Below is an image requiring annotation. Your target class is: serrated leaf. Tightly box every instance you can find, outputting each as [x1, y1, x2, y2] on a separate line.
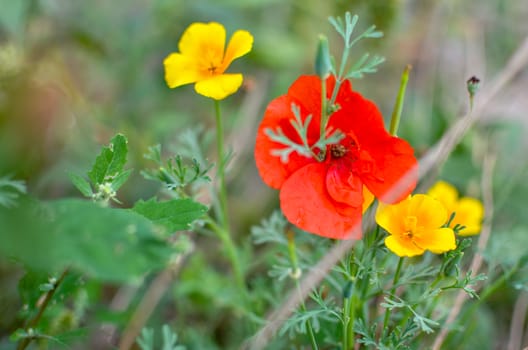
[111, 169, 132, 192]
[0, 197, 173, 283]
[68, 173, 93, 197]
[133, 198, 207, 232]
[88, 134, 128, 185]
[106, 134, 128, 176]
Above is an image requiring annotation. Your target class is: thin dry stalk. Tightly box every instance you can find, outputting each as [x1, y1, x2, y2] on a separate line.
[508, 292, 528, 350]
[118, 254, 187, 350]
[430, 148, 496, 350]
[244, 34, 528, 350]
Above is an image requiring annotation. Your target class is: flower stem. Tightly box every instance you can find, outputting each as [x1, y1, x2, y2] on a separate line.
[206, 217, 246, 299]
[211, 100, 247, 299]
[17, 268, 69, 350]
[342, 296, 350, 350]
[381, 257, 404, 338]
[287, 232, 318, 349]
[346, 293, 357, 349]
[329, 46, 351, 106]
[389, 65, 412, 136]
[214, 100, 229, 228]
[320, 77, 328, 142]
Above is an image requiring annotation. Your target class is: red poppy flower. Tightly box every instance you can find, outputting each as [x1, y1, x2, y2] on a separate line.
[255, 75, 417, 239]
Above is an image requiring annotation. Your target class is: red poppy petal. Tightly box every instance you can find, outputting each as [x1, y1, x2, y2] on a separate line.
[287, 75, 323, 119]
[329, 87, 387, 146]
[361, 137, 418, 203]
[326, 163, 363, 207]
[255, 95, 317, 188]
[280, 163, 362, 239]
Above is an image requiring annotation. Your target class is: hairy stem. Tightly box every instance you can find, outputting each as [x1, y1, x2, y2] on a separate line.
[17, 268, 69, 350]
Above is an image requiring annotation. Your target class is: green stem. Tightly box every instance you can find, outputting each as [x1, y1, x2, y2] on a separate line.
[328, 46, 351, 106]
[287, 233, 318, 349]
[347, 294, 356, 349]
[214, 100, 229, 228]
[320, 77, 328, 142]
[382, 257, 404, 338]
[359, 226, 380, 307]
[389, 65, 412, 136]
[206, 217, 246, 298]
[210, 100, 247, 300]
[342, 297, 350, 350]
[17, 268, 69, 350]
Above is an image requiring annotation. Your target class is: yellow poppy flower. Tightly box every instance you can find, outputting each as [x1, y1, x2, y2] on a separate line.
[163, 22, 253, 100]
[427, 181, 484, 236]
[376, 194, 456, 257]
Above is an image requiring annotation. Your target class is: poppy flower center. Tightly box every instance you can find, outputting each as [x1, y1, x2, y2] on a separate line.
[330, 144, 347, 158]
[208, 64, 218, 74]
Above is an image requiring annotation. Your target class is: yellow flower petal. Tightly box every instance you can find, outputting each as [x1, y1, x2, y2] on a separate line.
[376, 197, 409, 236]
[385, 235, 424, 257]
[362, 186, 374, 213]
[222, 30, 253, 69]
[454, 197, 484, 236]
[427, 181, 458, 213]
[178, 22, 226, 59]
[163, 53, 203, 88]
[194, 73, 243, 100]
[409, 194, 448, 230]
[414, 227, 456, 254]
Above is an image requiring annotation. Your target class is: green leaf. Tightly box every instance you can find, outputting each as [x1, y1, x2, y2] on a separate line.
[88, 134, 128, 185]
[133, 198, 207, 232]
[111, 169, 132, 192]
[0, 197, 173, 283]
[137, 328, 154, 350]
[18, 270, 48, 315]
[0, 175, 26, 207]
[68, 173, 93, 197]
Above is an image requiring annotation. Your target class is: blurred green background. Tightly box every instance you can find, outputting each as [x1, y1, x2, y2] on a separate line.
[1, 0, 528, 348]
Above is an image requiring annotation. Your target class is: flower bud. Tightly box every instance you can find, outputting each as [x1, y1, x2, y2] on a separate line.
[466, 76, 480, 97]
[467, 76, 480, 110]
[315, 35, 332, 80]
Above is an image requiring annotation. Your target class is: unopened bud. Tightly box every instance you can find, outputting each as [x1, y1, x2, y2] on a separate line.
[467, 76, 480, 111]
[315, 35, 332, 80]
[467, 76, 480, 97]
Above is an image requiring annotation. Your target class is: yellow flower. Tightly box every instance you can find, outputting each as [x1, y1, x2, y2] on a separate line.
[163, 22, 253, 100]
[427, 181, 484, 236]
[376, 194, 456, 257]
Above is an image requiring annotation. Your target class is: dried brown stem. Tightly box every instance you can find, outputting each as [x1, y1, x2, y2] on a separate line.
[118, 254, 188, 350]
[430, 148, 496, 350]
[244, 34, 528, 350]
[508, 291, 528, 350]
